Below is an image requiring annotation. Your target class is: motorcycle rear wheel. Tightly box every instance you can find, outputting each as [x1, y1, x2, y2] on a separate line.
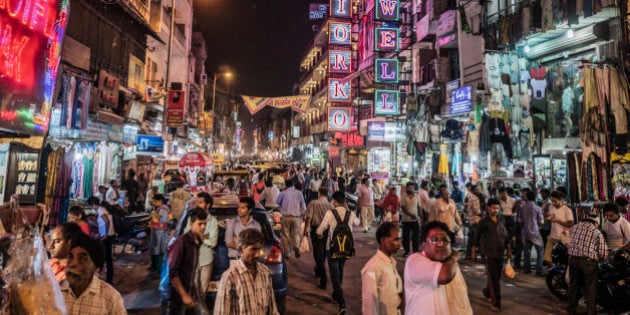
[546, 269, 568, 300]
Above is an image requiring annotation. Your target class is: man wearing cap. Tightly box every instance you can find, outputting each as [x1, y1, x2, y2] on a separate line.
[61, 232, 126, 314]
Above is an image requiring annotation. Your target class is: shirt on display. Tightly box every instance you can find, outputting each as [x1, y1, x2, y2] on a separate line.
[531, 79, 547, 99]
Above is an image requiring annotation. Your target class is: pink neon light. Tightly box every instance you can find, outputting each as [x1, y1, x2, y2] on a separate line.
[380, 63, 395, 79]
[379, 30, 396, 47]
[379, 0, 397, 15]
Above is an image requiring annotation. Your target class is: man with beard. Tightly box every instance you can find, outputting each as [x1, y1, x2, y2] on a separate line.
[61, 232, 126, 314]
[404, 221, 472, 314]
[214, 228, 278, 315]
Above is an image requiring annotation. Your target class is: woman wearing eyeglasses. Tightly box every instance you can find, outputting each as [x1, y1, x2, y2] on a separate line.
[404, 221, 472, 315]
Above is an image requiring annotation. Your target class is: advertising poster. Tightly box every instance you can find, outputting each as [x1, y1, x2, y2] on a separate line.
[167, 90, 185, 126]
[0, 0, 69, 136]
[367, 121, 385, 141]
[136, 134, 165, 154]
[368, 147, 391, 179]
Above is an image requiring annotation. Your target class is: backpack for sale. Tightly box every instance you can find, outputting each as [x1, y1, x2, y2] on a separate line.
[330, 209, 355, 259]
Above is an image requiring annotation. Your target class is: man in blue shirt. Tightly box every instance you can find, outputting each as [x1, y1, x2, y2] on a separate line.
[451, 181, 465, 206]
[277, 179, 307, 259]
[517, 190, 545, 275]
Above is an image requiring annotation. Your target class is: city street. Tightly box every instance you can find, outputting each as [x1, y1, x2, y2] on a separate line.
[115, 224, 584, 315]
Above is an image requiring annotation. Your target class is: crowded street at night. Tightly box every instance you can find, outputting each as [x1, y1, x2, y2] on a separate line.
[0, 0, 630, 314]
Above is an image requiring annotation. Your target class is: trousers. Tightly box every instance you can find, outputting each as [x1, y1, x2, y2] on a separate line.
[281, 216, 301, 257]
[360, 206, 375, 231]
[484, 257, 504, 308]
[402, 221, 420, 254]
[327, 251, 347, 305]
[310, 229, 328, 286]
[567, 257, 598, 315]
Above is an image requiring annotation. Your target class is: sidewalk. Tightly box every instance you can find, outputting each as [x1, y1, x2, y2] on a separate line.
[110, 246, 161, 314]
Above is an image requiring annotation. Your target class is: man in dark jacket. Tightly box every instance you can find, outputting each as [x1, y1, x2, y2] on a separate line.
[474, 198, 510, 312]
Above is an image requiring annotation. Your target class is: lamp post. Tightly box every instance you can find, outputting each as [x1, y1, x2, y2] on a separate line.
[210, 71, 232, 150]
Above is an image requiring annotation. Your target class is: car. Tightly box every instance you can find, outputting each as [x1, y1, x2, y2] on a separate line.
[205, 196, 288, 313]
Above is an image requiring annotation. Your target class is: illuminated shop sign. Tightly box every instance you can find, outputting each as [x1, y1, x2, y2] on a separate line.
[375, 27, 399, 52]
[450, 85, 473, 114]
[328, 79, 352, 102]
[329, 22, 352, 45]
[384, 122, 405, 142]
[328, 107, 351, 131]
[136, 134, 165, 153]
[309, 3, 328, 20]
[374, 90, 399, 115]
[330, 0, 351, 18]
[367, 121, 385, 141]
[329, 50, 352, 73]
[0, 0, 69, 135]
[375, 0, 399, 21]
[374, 58, 399, 83]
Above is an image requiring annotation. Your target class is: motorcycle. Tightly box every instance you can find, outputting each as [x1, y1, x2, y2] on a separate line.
[546, 243, 630, 313]
[114, 213, 151, 255]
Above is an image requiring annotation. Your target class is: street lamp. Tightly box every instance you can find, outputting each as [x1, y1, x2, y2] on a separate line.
[210, 71, 232, 150]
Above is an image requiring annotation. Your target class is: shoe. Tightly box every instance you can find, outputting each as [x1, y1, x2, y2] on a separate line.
[490, 305, 501, 312]
[294, 249, 301, 259]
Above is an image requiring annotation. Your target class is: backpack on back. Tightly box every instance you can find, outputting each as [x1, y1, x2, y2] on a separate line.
[330, 208, 355, 259]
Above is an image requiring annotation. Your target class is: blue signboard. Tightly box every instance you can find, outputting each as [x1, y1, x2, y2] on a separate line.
[136, 134, 165, 153]
[329, 50, 352, 73]
[450, 85, 473, 114]
[367, 121, 385, 141]
[330, 0, 351, 18]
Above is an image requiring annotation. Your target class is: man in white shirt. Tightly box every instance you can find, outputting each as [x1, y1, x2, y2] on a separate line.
[543, 190, 574, 265]
[105, 180, 119, 206]
[404, 221, 472, 315]
[316, 191, 359, 314]
[429, 185, 462, 234]
[361, 222, 403, 315]
[602, 202, 630, 250]
[258, 179, 280, 211]
[400, 182, 421, 255]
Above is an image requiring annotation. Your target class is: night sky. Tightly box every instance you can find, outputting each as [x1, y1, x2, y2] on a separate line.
[193, 0, 315, 97]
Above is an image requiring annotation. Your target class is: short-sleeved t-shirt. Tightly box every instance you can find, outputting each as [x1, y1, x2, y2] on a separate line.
[549, 205, 573, 245]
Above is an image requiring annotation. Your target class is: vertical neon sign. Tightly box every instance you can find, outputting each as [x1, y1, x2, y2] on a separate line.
[375, 0, 400, 21]
[374, 90, 400, 115]
[328, 79, 351, 102]
[329, 50, 351, 73]
[330, 0, 351, 18]
[375, 27, 399, 52]
[374, 58, 399, 83]
[329, 21, 351, 45]
[328, 107, 351, 131]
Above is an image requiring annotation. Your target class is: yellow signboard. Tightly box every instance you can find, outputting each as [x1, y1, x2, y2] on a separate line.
[211, 153, 225, 165]
[242, 95, 311, 114]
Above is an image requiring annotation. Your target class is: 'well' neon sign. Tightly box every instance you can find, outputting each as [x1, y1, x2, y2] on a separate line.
[329, 21, 351, 45]
[328, 79, 352, 102]
[329, 50, 351, 73]
[374, 58, 399, 83]
[375, 27, 399, 52]
[0, 0, 68, 135]
[374, 90, 400, 115]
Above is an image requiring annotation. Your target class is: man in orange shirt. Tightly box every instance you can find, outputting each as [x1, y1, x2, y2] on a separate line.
[48, 222, 83, 283]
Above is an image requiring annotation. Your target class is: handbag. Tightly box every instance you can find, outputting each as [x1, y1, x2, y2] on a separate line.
[503, 258, 516, 278]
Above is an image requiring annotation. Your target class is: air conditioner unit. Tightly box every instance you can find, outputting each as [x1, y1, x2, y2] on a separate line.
[596, 40, 618, 62]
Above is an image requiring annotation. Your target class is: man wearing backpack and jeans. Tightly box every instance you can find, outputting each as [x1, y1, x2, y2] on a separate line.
[317, 191, 359, 314]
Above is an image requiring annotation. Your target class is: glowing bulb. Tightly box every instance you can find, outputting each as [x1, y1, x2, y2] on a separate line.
[524, 45, 530, 53]
[567, 29, 574, 38]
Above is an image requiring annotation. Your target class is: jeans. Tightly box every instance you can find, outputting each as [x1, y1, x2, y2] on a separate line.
[103, 236, 114, 283]
[327, 251, 347, 305]
[567, 257, 598, 315]
[484, 257, 504, 307]
[401, 221, 420, 254]
[523, 238, 544, 272]
[311, 229, 328, 286]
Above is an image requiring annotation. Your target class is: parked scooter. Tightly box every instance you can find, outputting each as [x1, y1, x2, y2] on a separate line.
[547, 243, 630, 313]
[113, 212, 151, 254]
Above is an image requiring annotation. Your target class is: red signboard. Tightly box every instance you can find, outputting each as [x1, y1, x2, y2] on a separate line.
[167, 90, 185, 126]
[0, 0, 69, 135]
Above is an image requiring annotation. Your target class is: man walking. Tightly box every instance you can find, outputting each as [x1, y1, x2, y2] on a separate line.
[214, 228, 278, 315]
[400, 182, 421, 255]
[361, 222, 403, 315]
[167, 208, 207, 314]
[357, 178, 375, 232]
[303, 187, 335, 289]
[258, 179, 280, 211]
[465, 185, 482, 261]
[317, 191, 359, 314]
[543, 190, 574, 265]
[567, 213, 607, 315]
[517, 190, 545, 275]
[429, 185, 462, 234]
[277, 179, 307, 258]
[474, 198, 510, 311]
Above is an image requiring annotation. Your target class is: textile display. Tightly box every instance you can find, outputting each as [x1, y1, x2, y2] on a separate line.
[611, 153, 630, 202]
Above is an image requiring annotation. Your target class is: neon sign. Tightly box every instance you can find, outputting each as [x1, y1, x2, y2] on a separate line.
[328, 79, 351, 102]
[375, 0, 399, 21]
[374, 90, 400, 115]
[328, 107, 351, 131]
[375, 27, 399, 52]
[0, 0, 68, 135]
[330, 0, 351, 18]
[329, 21, 351, 45]
[329, 50, 351, 73]
[374, 58, 399, 83]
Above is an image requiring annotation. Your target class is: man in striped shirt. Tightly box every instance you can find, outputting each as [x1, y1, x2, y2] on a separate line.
[567, 214, 607, 315]
[214, 228, 278, 315]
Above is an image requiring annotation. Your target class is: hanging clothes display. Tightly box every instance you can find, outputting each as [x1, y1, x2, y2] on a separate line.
[611, 152, 630, 202]
[437, 144, 449, 175]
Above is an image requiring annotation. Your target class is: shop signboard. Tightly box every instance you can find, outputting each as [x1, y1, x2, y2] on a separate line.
[328, 79, 352, 102]
[436, 10, 457, 37]
[309, 4, 328, 20]
[374, 58, 399, 83]
[0, 144, 8, 203]
[122, 124, 139, 143]
[0, 0, 68, 136]
[375, 27, 399, 52]
[98, 70, 120, 109]
[128, 55, 145, 98]
[127, 101, 146, 121]
[384, 122, 405, 142]
[445, 80, 460, 104]
[330, 0, 351, 18]
[328, 107, 351, 131]
[329, 50, 352, 73]
[449, 85, 473, 115]
[367, 121, 386, 141]
[329, 22, 352, 45]
[374, 90, 400, 115]
[109, 125, 124, 143]
[167, 90, 185, 126]
[136, 134, 165, 153]
[375, 0, 400, 21]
